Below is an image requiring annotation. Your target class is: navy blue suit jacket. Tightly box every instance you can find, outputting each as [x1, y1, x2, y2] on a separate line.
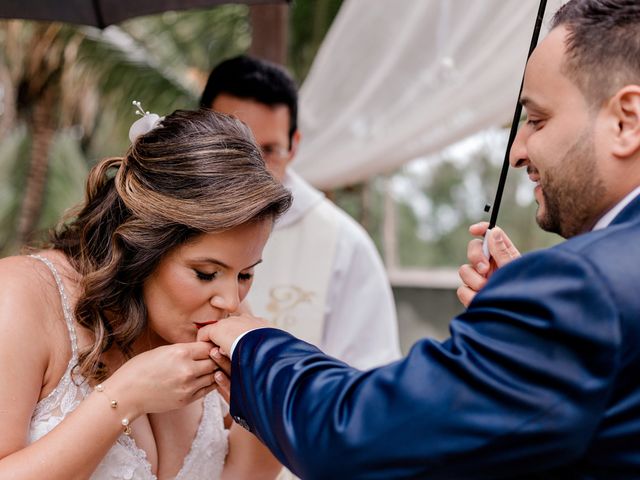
[230, 195, 640, 479]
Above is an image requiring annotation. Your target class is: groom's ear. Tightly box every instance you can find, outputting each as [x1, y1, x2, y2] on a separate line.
[609, 86, 640, 159]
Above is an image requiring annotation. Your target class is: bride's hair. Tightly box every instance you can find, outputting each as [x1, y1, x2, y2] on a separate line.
[50, 109, 291, 382]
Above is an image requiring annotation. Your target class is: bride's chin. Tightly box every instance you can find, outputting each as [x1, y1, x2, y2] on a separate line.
[166, 333, 197, 345]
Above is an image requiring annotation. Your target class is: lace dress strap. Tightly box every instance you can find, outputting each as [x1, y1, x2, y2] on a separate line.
[29, 254, 91, 445]
[29, 254, 79, 356]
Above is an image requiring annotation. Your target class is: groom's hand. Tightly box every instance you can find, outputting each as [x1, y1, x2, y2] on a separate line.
[457, 223, 521, 307]
[197, 315, 269, 402]
[196, 313, 270, 359]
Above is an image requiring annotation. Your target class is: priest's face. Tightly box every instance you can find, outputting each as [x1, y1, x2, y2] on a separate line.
[211, 94, 297, 182]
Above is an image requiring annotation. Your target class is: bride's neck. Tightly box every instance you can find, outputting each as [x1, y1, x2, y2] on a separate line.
[130, 327, 169, 355]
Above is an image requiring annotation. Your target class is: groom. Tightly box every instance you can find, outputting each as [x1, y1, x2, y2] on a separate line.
[199, 0, 640, 477]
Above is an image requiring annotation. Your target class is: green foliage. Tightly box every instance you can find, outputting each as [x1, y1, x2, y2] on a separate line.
[36, 132, 89, 232]
[0, 6, 255, 252]
[289, 0, 343, 82]
[396, 134, 560, 267]
[0, 128, 89, 254]
[4, 2, 556, 273]
[332, 130, 561, 268]
[79, 6, 253, 157]
[0, 127, 29, 254]
[121, 7, 251, 74]
[331, 180, 386, 253]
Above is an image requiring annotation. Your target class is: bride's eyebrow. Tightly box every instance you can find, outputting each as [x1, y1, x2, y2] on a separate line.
[192, 258, 263, 270]
[192, 258, 229, 268]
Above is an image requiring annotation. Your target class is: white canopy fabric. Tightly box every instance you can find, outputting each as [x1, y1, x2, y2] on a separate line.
[294, 0, 566, 190]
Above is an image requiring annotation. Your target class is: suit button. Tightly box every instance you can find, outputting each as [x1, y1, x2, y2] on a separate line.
[233, 415, 251, 431]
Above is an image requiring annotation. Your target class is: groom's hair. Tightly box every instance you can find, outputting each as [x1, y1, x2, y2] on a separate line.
[552, 0, 640, 107]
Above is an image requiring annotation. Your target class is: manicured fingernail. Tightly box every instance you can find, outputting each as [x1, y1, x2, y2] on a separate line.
[211, 347, 220, 358]
[215, 372, 224, 382]
[477, 262, 488, 274]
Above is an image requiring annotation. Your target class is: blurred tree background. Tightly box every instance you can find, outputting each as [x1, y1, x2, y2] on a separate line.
[335, 128, 560, 269]
[0, 2, 340, 255]
[0, 0, 558, 268]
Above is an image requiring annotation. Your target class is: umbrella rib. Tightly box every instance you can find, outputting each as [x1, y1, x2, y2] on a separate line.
[92, 0, 107, 29]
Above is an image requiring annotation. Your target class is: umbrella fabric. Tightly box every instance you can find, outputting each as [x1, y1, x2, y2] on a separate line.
[0, 0, 287, 29]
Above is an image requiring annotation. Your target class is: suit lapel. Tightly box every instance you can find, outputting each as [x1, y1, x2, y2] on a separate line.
[609, 192, 640, 227]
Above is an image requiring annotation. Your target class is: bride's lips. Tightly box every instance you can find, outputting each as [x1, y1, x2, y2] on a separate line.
[194, 320, 217, 330]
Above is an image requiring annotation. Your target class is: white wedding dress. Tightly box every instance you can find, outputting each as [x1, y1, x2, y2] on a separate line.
[28, 254, 229, 479]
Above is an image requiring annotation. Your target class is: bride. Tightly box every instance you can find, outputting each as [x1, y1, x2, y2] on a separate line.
[0, 108, 291, 479]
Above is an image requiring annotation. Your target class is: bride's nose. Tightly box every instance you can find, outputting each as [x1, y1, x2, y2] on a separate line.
[209, 282, 240, 313]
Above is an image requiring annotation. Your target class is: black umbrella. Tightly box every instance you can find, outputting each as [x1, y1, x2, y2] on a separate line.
[483, 0, 548, 256]
[0, 0, 288, 29]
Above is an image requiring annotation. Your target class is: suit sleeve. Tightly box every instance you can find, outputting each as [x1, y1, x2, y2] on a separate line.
[230, 249, 621, 479]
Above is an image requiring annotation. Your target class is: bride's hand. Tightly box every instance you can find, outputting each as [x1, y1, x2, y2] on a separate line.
[103, 342, 218, 418]
[210, 346, 231, 403]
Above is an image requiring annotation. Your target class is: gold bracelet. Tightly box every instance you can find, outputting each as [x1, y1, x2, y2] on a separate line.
[95, 384, 132, 436]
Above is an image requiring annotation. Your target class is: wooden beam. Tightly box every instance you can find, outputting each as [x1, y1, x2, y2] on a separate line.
[248, 4, 289, 65]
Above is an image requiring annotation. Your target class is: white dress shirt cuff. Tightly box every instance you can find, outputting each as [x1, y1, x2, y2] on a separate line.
[229, 328, 267, 360]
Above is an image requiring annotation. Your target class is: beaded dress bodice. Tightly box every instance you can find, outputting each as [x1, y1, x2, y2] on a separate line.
[27, 254, 229, 479]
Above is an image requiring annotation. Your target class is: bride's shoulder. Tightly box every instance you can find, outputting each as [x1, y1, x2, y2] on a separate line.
[0, 252, 56, 290]
[0, 252, 75, 395]
[0, 252, 74, 327]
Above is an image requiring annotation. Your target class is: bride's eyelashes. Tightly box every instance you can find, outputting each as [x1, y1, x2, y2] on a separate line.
[194, 270, 253, 282]
[194, 269, 218, 281]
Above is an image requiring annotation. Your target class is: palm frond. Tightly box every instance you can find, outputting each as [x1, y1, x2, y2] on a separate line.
[0, 126, 29, 254]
